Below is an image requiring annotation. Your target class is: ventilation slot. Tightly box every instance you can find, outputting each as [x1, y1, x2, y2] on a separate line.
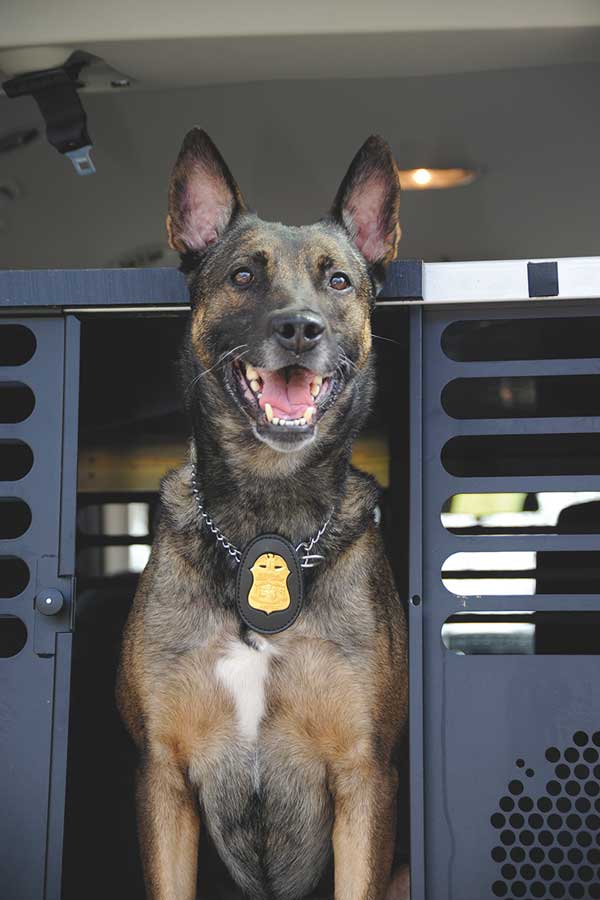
[442, 492, 600, 536]
[0, 441, 34, 480]
[0, 616, 27, 657]
[443, 550, 600, 596]
[442, 317, 600, 362]
[442, 434, 600, 477]
[442, 376, 600, 420]
[0, 325, 36, 366]
[0, 557, 30, 597]
[0, 499, 31, 539]
[0, 383, 35, 423]
[443, 612, 600, 654]
[491, 731, 600, 899]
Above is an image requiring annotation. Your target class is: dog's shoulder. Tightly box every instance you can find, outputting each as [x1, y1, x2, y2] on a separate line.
[157, 454, 197, 537]
[344, 464, 381, 514]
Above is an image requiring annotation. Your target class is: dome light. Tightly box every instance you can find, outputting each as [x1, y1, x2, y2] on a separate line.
[398, 167, 479, 191]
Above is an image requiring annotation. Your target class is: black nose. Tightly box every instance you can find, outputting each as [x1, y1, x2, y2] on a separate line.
[270, 310, 325, 354]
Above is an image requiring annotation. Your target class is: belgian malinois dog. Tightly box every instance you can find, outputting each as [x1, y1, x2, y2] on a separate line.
[117, 129, 408, 900]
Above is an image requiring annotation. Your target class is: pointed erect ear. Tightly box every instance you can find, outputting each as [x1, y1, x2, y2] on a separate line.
[166, 128, 247, 255]
[330, 135, 401, 267]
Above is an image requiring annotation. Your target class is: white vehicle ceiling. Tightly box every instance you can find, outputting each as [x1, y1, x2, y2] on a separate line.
[1, 1, 599, 269]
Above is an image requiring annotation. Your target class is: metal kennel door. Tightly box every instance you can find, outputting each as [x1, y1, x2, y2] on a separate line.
[0, 315, 79, 900]
[408, 267, 600, 900]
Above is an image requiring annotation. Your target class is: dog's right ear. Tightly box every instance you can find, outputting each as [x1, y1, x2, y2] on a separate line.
[166, 128, 247, 255]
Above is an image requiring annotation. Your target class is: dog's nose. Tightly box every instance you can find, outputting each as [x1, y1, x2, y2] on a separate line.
[270, 311, 325, 354]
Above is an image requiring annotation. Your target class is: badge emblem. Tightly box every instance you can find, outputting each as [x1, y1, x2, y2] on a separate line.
[248, 553, 291, 614]
[236, 535, 303, 634]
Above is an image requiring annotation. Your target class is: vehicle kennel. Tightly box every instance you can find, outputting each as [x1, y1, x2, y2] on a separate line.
[1, 257, 600, 900]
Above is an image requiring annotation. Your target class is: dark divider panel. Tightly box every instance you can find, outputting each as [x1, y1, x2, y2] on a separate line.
[410, 303, 600, 900]
[0, 317, 79, 900]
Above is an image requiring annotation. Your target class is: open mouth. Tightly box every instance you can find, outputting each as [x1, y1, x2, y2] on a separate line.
[231, 360, 341, 437]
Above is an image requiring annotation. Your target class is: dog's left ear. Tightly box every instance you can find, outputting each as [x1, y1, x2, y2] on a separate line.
[330, 135, 401, 270]
[166, 128, 247, 255]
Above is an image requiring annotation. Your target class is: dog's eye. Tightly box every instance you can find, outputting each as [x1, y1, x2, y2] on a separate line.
[329, 272, 351, 291]
[231, 268, 253, 286]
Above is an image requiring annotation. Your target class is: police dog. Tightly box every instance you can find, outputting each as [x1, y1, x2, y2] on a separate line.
[117, 129, 408, 900]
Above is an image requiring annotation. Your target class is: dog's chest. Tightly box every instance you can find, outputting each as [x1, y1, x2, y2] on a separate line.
[214, 635, 278, 742]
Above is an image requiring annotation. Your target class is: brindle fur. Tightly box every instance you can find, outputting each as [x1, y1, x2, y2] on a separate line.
[117, 129, 408, 900]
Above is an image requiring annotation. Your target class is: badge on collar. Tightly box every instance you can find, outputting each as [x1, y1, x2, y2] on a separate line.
[236, 534, 303, 634]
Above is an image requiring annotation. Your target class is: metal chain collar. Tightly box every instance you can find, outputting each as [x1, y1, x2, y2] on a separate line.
[191, 464, 332, 568]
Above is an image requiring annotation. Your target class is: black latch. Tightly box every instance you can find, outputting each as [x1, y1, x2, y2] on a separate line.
[380, 259, 423, 301]
[527, 261, 559, 298]
[3, 59, 95, 175]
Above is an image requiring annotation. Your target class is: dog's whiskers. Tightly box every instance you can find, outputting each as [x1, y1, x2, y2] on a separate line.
[187, 344, 249, 392]
[338, 350, 359, 376]
[371, 332, 402, 347]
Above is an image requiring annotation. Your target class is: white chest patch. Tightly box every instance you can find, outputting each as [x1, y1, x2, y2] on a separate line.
[215, 637, 277, 742]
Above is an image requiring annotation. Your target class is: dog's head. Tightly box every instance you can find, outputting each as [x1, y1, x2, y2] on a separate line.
[169, 129, 401, 459]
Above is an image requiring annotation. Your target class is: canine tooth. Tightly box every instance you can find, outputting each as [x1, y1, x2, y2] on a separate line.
[250, 379, 260, 393]
[313, 375, 323, 386]
[265, 403, 273, 422]
[272, 417, 279, 425]
[246, 365, 258, 381]
[304, 407, 314, 423]
[310, 383, 320, 398]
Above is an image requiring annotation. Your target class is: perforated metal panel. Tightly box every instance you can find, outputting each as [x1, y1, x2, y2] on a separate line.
[409, 301, 600, 900]
[0, 316, 79, 900]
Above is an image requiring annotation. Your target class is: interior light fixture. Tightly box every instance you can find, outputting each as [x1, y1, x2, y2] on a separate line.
[398, 167, 479, 191]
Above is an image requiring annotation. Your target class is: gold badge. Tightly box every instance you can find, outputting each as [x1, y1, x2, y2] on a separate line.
[248, 553, 291, 614]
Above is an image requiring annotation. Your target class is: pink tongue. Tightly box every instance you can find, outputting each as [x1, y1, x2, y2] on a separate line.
[257, 367, 314, 418]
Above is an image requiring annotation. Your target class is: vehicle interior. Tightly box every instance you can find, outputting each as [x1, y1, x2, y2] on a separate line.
[2, 4, 600, 896]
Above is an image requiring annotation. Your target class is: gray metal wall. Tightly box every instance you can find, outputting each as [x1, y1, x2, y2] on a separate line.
[410, 301, 600, 900]
[0, 316, 79, 900]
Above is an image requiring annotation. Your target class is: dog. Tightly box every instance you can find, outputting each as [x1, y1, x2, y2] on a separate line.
[117, 128, 408, 900]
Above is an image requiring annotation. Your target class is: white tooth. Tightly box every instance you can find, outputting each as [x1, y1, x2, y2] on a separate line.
[272, 417, 279, 425]
[246, 365, 258, 381]
[304, 406, 314, 424]
[265, 403, 273, 422]
[310, 383, 320, 398]
[299, 418, 306, 426]
[250, 379, 260, 393]
[313, 375, 323, 386]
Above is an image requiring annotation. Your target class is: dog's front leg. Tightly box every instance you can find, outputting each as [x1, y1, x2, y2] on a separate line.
[332, 764, 398, 900]
[136, 748, 200, 900]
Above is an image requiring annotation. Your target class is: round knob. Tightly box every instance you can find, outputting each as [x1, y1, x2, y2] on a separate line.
[36, 589, 64, 616]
